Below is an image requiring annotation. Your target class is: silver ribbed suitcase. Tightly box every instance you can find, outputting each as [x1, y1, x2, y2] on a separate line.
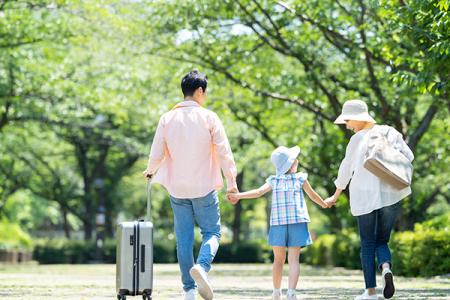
[116, 181, 153, 300]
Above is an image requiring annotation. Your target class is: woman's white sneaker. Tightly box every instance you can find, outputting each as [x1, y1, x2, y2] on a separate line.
[354, 289, 379, 300]
[382, 268, 395, 299]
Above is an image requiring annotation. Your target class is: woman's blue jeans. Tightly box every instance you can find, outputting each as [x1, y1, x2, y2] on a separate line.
[356, 202, 400, 288]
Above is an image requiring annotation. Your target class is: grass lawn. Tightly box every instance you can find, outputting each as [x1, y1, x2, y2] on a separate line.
[0, 263, 448, 299]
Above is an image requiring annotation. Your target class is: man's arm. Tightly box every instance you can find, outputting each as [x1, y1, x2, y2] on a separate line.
[143, 117, 166, 178]
[210, 113, 238, 192]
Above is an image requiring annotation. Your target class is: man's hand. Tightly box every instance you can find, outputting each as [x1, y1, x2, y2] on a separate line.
[142, 170, 153, 179]
[227, 193, 240, 205]
[226, 187, 239, 205]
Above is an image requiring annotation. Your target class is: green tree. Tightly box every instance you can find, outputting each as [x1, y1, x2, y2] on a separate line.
[145, 0, 449, 232]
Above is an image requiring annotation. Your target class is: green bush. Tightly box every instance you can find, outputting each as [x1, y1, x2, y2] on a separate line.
[303, 215, 449, 277]
[0, 220, 33, 251]
[33, 238, 177, 264]
[214, 243, 234, 262]
[199, 241, 271, 263]
[391, 228, 450, 277]
[31, 214, 449, 277]
[33, 239, 95, 264]
[102, 238, 117, 263]
[302, 234, 335, 266]
[153, 240, 176, 263]
[34, 239, 69, 264]
[331, 229, 360, 269]
[414, 212, 450, 231]
[389, 213, 450, 277]
[33, 239, 273, 264]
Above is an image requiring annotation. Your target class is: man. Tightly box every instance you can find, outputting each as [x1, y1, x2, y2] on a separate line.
[143, 70, 238, 300]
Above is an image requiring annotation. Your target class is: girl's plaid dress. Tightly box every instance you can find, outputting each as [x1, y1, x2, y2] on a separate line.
[266, 172, 310, 226]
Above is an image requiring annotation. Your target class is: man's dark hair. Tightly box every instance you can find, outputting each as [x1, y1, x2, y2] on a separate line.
[181, 70, 208, 97]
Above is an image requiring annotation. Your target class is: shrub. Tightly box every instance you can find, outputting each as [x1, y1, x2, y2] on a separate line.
[0, 221, 33, 251]
[303, 215, 449, 277]
[33, 238, 177, 264]
[391, 228, 450, 277]
[153, 240, 176, 263]
[302, 234, 335, 266]
[331, 229, 360, 269]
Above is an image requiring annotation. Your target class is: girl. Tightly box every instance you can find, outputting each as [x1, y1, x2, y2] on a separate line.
[325, 99, 414, 300]
[228, 145, 329, 300]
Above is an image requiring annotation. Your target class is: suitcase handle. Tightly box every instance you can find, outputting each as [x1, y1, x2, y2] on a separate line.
[146, 179, 152, 221]
[141, 244, 146, 272]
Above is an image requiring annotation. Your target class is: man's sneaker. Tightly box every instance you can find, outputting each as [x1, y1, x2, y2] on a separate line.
[184, 289, 196, 300]
[189, 264, 213, 300]
[382, 268, 395, 299]
[354, 290, 379, 300]
[272, 290, 281, 300]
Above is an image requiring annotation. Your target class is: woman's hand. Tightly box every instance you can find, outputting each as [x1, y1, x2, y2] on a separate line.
[324, 197, 336, 208]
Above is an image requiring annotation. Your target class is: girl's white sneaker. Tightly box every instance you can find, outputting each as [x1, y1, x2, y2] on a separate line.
[287, 294, 298, 300]
[184, 289, 196, 300]
[354, 289, 379, 300]
[272, 291, 282, 300]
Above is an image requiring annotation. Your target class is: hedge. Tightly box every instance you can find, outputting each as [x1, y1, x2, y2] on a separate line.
[33, 239, 272, 264]
[31, 215, 449, 277]
[391, 228, 450, 277]
[302, 218, 449, 277]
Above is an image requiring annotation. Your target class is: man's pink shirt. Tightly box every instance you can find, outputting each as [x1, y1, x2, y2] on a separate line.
[147, 101, 237, 198]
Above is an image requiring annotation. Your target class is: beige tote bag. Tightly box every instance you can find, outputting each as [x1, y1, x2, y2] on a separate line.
[364, 127, 413, 189]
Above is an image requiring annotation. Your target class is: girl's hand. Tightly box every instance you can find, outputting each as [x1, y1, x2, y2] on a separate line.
[324, 197, 336, 208]
[319, 201, 328, 209]
[227, 193, 240, 205]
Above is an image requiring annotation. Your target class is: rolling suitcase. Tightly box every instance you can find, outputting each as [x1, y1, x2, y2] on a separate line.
[116, 180, 153, 300]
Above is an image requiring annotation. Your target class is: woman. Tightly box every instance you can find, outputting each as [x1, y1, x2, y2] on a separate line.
[325, 100, 414, 300]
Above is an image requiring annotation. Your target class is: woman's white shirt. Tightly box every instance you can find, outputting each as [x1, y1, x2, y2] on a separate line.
[334, 125, 414, 216]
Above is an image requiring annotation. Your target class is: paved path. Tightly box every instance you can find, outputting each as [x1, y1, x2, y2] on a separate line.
[0, 264, 448, 299]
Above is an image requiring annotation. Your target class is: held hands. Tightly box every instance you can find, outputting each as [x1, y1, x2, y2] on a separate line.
[227, 193, 240, 205]
[324, 196, 337, 208]
[226, 187, 240, 205]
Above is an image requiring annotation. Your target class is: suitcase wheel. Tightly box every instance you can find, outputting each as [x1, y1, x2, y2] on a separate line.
[142, 295, 151, 300]
[117, 294, 126, 300]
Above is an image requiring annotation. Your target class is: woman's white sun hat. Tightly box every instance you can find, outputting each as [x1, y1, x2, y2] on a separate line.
[334, 99, 376, 124]
[271, 146, 300, 176]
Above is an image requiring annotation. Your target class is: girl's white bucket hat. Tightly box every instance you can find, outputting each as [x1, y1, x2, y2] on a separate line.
[334, 99, 376, 124]
[271, 146, 300, 176]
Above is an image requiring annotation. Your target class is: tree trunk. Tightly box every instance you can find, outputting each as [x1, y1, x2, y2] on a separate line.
[61, 207, 71, 239]
[232, 202, 242, 244]
[83, 216, 94, 240]
[232, 171, 244, 244]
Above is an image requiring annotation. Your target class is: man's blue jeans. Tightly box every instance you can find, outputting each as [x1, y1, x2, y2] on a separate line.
[356, 202, 400, 288]
[170, 190, 221, 292]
